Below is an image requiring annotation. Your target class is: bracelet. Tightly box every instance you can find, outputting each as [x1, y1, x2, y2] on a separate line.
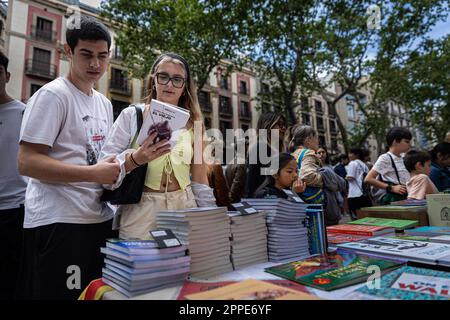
[130, 152, 141, 167]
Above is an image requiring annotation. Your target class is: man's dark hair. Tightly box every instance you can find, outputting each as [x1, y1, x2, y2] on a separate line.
[349, 148, 364, 160]
[386, 127, 412, 147]
[430, 142, 450, 162]
[404, 150, 431, 172]
[338, 154, 349, 161]
[0, 50, 8, 73]
[66, 15, 111, 52]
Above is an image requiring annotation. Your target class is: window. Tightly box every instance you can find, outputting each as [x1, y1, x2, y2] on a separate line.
[111, 99, 129, 120]
[219, 120, 232, 142]
[317, 116, 325, 131]
[30, 84, 42, 98]
[331, 138, 338, 151]
[114, 45, 122, 60]
[239, 80, 248, 95]
[198, 91, 211, 112]
[31, 47, 52, 76]
[315, 100, 323, 113]
[110, 68, 130, 94]
[240, 101, 250, 118]
[302, 113, 311, 125]
[35, 17, 53, 42]
[301, 97, 309, 109]
[219, 95, 232, 115]
[220, 77, 229, 90]
[329, 119, 337, 133]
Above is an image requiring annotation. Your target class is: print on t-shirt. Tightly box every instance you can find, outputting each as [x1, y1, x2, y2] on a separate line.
[82, 114, 107, 165]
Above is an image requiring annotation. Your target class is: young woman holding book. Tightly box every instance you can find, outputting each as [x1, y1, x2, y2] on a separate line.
[100, 53, 212, 240]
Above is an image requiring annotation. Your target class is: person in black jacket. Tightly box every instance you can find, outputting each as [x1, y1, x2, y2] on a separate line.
[245, 112, 286, 197]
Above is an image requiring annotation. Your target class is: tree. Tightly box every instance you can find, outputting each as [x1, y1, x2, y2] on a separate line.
[101, 0, 253, 90]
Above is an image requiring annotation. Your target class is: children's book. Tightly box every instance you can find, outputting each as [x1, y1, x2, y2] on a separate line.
[105, 239, 185, 256]
[426, 194, 450, 227]
[327, 233, 371, 244]
[176, 280, 311, 300]
[264, 251, 403, 291]
[405, 226, 450, 236]
[327, 224, 395, 237]
[184, 279, 320, 300]
[353, 266, 450, 300]
[337, 236, 450, 265]
[348, 217, 418, 230]
[136, 99, 190, 147]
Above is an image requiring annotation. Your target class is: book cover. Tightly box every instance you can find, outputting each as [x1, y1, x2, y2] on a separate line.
[176, 280, 312, 300]
[136, 99, 190, 147]
[326, 224, 395, 236]
[327, 233, 371, 244]
[348, 217, 418, 230]
[426, 194, 450, 227]
[305, 208, 327, 255]
[337, 237, 450, 264]
[184, 279, 320, 300]
[406, 226, 450, 236]
[264, 251, 403, 291]
[354, 266, 450, 300]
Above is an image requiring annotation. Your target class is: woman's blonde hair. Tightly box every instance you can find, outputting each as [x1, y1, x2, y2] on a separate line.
[144, 53, 203, 128]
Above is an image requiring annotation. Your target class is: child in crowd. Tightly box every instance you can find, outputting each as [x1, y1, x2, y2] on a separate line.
[404, 150, 438, 200]
[254, 153, 306, 199]
[365, 127, 412, 205]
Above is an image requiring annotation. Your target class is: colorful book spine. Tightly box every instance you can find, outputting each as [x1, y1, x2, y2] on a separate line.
[305, 206, 327, 255]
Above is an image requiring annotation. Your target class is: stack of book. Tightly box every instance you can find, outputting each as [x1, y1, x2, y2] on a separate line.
[228, 211, 268, 269]
[404, 226, 450, 244]
[241, 198, 311, 262]
[336, 236, 450, 267]
[100, 239, 190, 297]
[326, 224, 395, 249]
[156, 206, 233, 278]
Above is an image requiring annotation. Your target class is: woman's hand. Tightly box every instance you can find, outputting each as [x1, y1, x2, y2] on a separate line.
[292, 178, 307, 194]
[132, 131, 171, 165]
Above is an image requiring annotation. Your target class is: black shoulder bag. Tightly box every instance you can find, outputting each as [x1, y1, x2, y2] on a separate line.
[100, 106, 148, 205]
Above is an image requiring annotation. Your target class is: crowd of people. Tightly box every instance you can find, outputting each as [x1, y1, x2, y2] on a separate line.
[1, 16, 449, 301]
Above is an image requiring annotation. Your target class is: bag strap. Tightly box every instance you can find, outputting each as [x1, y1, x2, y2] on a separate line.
[296, 148, 309, 170]
[387, 153, 401, 185]
[130, 105, 143, 146]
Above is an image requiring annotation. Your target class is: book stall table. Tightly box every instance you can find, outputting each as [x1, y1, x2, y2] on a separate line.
[101, 261, 369, 300]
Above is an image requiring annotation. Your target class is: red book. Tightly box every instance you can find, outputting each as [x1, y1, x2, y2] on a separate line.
[327, 232, 370, 244]
[326, 224, 395, 237]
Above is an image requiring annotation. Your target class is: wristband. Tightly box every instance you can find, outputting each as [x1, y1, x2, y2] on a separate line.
[130, 152, 141, 167]
[386, 184, 392, 192]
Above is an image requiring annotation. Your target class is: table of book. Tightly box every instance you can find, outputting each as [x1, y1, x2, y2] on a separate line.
[102, 260, 368, 300]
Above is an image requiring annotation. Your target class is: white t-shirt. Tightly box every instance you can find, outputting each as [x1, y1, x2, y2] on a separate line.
[373, 152, 410, 185]
[346, 159, 368, 198]
[0, 100, 28, 210]
[20, 77, 114, 228]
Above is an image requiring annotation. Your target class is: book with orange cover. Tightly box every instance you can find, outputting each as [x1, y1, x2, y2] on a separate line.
[184, 279, 321, 300]
[326, 224, 395, 237]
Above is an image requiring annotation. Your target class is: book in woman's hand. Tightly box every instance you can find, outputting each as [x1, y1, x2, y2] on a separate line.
[137, 99, 190, 148]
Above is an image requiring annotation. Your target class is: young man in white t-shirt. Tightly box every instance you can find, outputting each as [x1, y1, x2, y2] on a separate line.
[364, 127, 412, 205]
[0, 51, 28, 300]
[17, 16, 120, 300]
[346, 148, 371, 220]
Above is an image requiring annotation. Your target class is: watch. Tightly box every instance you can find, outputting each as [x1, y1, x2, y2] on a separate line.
[386, 184, 392, 192]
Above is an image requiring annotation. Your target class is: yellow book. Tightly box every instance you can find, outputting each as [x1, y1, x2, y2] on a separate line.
[185, 279, 321, 300]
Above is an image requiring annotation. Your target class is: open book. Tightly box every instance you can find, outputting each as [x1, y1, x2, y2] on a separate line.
[136, 99, 190, 148]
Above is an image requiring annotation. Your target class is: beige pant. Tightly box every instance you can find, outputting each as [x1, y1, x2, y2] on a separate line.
[118, 186, 197, 240]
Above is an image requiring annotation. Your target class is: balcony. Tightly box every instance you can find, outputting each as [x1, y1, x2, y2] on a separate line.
[30, 26, 57, 43]
[198, 91, 212, 113]
[219, 96, 233, 117]
[25, 59, 57, 80]
[110, 79, 132, 96]
[239, 102, 251, 120]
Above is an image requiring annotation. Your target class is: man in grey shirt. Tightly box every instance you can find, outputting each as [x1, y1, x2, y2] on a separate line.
[0, 51, 28, 300]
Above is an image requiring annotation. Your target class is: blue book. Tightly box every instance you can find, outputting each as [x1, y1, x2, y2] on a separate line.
[306, 205, 327, 255]
[353, 266, 450, 300]
[406, 226, 450, 236]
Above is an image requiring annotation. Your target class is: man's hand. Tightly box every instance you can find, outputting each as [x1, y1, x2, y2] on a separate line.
[91, 155, 120, 184]
[391, 184, 407, 195]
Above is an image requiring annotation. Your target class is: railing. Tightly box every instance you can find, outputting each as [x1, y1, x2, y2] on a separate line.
[25, 59, 57, 79]
[30, 25, 57, 43]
